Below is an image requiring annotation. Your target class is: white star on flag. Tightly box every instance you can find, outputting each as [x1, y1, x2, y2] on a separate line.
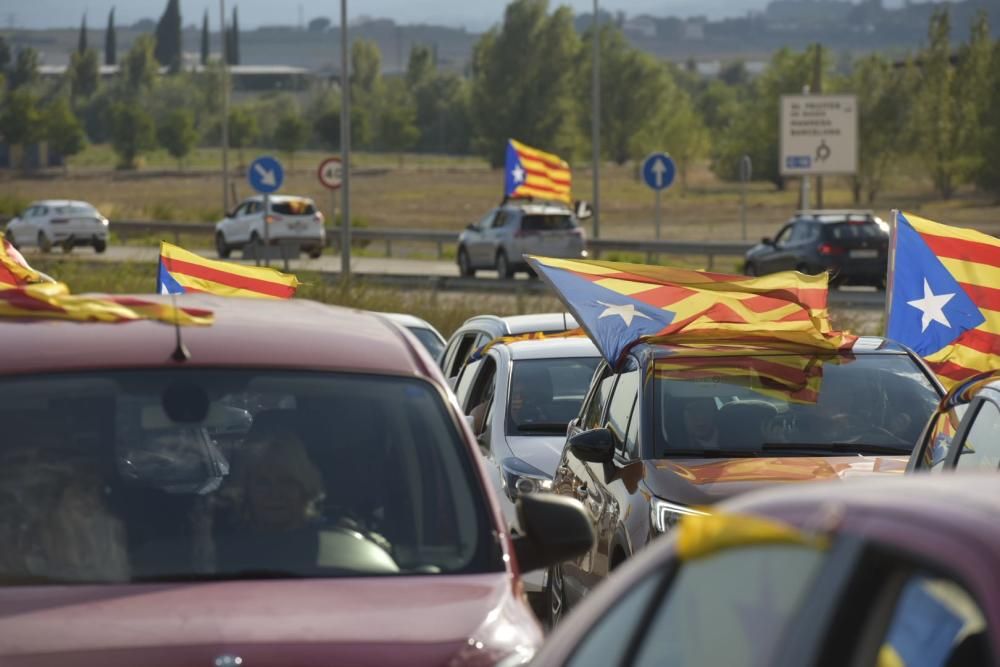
[907, 278, 955, 333]
[511, 164, 525, 184]
[597, 301, 652, 327]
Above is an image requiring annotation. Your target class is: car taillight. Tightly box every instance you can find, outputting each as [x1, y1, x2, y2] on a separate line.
[265, 214, 283, 224]
[818, 243, 845, 256]
[313, 212, 324, 224]
[571, 227, 585, 238]
[50, 218, 68, 224]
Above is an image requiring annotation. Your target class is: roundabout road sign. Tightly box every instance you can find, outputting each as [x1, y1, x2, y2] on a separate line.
[318, 156, 343, 190]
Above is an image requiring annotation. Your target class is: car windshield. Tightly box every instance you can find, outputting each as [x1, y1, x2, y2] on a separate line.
[521, 214, 575, 231]
[0, 370, 501, 586]
[507, 357, 601, 435]
[654, 353, 939, 456]
[271, 199, 316, 215]
[408, 326, 445, 360]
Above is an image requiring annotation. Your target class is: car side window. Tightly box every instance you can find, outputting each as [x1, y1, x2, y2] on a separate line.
[868, 573, 988, 667]
[788, 222, 809, 243]
[566, 574, 663, 667]
[446, 332, 482, 379]
[632, 544, 826, 667]
[37, 206, 49, 217]
[606, 360, 640, 457]
[955, 400, 1000, 471]
[582, 365, 616, 431]
[919, 405, 968, 471]
[773, 224, 793, 247]
[492, 211, 512, 229]
[453, 359, 483, 409]
[465, 357, 498, 427]
[476, 209, 497, 231]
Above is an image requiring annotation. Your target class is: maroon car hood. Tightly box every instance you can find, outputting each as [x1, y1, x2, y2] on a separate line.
[0, 574, 539, 666]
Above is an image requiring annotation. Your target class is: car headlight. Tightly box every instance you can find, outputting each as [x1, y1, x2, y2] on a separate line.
[100, 217, 109, 226]
[650, 497, 709, 536]
[500, 457, 553, 503]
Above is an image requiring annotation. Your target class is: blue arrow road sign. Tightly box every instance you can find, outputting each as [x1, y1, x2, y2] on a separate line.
[248, 155, 284, 194]
[642, 153, 676, 191]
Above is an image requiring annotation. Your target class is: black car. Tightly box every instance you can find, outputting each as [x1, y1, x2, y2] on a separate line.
[744, 210, 889, 288]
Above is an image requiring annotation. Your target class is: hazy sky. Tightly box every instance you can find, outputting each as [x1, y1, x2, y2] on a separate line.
[3, 0, 902, 31]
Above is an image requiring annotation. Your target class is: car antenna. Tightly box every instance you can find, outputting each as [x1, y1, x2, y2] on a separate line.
[563, 312, 567, 330]
[168, 293, 191, 363]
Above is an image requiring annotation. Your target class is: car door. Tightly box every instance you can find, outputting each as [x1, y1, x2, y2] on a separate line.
[951, 398, 1000, 471]
[222, 202, 248, 243]
[8, 206, 34, 245]
[758, 223, 794, 274]
[770, 222, 812, 272]
[441, 330, 490, 380]
[466, 209, 497, 267]
[487, 209, 516, 267]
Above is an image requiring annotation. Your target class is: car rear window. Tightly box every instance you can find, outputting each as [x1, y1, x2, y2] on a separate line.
[521, 214, 576, 232]
[271, 199, 316, 216]
[52, 205, 98, 217]
[823, 221, 886, 240]
[507, 357, 601, 435]
[0, 370, 501, 585]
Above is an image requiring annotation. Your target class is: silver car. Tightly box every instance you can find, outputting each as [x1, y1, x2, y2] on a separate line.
[457, 202, 588, 278]
[452, 336, 601, 609]
[5, 200, 109, 253]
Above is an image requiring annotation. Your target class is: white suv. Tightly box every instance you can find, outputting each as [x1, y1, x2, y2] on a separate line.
[215, 195, 326, 259]
[5, 200, 109, 253]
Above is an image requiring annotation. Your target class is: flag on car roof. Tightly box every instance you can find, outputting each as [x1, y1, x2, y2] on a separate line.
[527, 256, 854, 368]
[0, 281, 213, 326]
[158, 242, 299, 299]
[885, 212, 1000, 387]
[504, 139, 572, 204]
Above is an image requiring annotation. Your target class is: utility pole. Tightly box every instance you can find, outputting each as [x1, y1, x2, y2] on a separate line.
[800, 84, 810, 211]
[340, 0, 352, 282]
[591, 0, 601, 239]
[813, 43, 824, 209]
[219, 0, 230, 214]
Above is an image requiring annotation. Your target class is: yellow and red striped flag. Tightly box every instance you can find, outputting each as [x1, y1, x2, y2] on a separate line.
[886, 212, 1000, 387]
[158, 242, 299, 299]
[0, 233, 43, 286]
[505, 139, 572, 204]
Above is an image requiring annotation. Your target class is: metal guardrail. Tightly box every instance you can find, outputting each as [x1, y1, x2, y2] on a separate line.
[106, 220, 755, 269]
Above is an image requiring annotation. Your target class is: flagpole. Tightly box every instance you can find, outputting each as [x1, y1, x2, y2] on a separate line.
[882, 209, 899, 337]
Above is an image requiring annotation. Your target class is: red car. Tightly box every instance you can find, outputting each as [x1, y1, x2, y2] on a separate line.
[532, 474, 1000, 666]
[0, 296, 592, 666]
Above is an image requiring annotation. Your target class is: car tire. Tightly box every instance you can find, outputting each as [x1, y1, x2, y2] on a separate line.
[744, 261, 758, 277]
[4, 229, 17, 249]
[308, 246, 322, 259]
[244, 232, 262, 259]
[546, 563, 566, 629]
[38, 231, 52, 254]
[216, 232, 231, 259]
[458, 247, 475, 278]
[496, 250, 513, 279]
[94, 239, 107, 254]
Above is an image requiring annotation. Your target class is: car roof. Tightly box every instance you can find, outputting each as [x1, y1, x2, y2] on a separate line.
[0, 295, 437, 379]
[795, 209, 875, 217]
[378, 311, 440, 334]
[502, 336, 600, 361]
[642, 336, 909, 359]
[28, 200, 94, 208]
[244, 194, 314, 203]
[457, 312, 578, 336]
[501, 201, 572, 215]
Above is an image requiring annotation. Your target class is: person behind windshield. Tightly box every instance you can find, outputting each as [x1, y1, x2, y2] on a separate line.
[682, 397, 720, 449]
[509, 364, 553, 428]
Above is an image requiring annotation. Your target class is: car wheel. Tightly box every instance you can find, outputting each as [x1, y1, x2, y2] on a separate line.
[215, 232, 231, 259]
[744, 261, 758, 277]
[496, 250, 513, 279]
[94, 239, 107, 254]
[546, 563, 566, 629]
[38, 231, 52, 254]
[4, 229, 17, 249]
[458, 246, 475, 278]
[308, 246, 322, 259]
[244, 232, 262, 259]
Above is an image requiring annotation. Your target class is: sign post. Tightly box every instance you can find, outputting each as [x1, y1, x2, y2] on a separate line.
[641, 152, 676, 241]
[317, 156, 342, 255]
[739, 155, 752, 241]
[780, 93, 858, 211]
[247, 155, 284, 268]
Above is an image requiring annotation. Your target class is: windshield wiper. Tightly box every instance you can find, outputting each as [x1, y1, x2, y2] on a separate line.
[516, 422, 568, 433]
[660, 449, 760, 458]
[762, 442, 911, 456]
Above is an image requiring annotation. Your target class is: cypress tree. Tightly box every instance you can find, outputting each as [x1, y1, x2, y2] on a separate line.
[105, 8, 117, 66]
[231, 6, 240, 65]
[153, 0, 182, 70]
[200, 11, 209, 65]
[78, 14, 88, 54]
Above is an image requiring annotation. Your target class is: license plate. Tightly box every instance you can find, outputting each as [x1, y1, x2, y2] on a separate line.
[850, 249, 878, 259]
[289, 221, 305, 230]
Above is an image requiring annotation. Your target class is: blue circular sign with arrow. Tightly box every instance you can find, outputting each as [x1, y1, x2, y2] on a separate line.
[642, 152, 676, 191]
[248, 155, 284, 194]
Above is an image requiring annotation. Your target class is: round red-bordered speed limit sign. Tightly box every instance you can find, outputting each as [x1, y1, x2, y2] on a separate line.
[317, 157, 342, 190]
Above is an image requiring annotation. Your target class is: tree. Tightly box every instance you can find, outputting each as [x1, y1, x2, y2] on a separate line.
[314, 105, 370, 150]
[154, 0, 182, 71]
[308, 17, 331, 32]
[157, 109, 198, 168]
[638, 90, 709, 193]
[110, 103, 156, 169]
[228, 107, 258, 168]
[470, 0, 583, 166]
[44, 98, 86, 173]
[273, 111, 309, 168]
[200, 11, 210, 66]
[0, 90, 44, 170]
[378, 78, 420, 162]
[69, 48, 100, 100]
[975, 42, 1000, 195]
[9, 48, 40, 90]
[121, 34, 158, 96]
[105, 8, 117, 66]
[413, 72, 472, 154]
[0, 37, 10, 74]
[351, 39, 382, 99]
[406, 44, 434, 90]
[229, 7, 241, 66]
[78, 14, 88, 54]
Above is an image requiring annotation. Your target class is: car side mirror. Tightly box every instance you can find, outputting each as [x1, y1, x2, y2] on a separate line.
[574, 200, 593, 220]
[568, 428, 615, 463]
[466, 223, 477, 231]
[511, 494, 594, 573]
[761, 237, 773, 245]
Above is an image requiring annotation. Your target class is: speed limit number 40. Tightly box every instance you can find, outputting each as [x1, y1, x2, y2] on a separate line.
[318, 157, 342, 190]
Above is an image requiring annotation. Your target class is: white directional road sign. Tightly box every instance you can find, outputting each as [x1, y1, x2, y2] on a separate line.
[780, 94, 857, 176]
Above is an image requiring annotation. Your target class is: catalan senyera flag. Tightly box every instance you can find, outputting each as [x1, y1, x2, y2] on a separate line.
[886, 212, 1000, 387]
[0, 281, 213, 326]
[158, 242, 299, 299]
[0, 233, 43, 287]
[505, 139, 571, 204]
[527, 256, 855, 367]
[468, 328, 586, 363]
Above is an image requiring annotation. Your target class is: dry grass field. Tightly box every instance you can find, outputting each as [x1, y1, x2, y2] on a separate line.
[2, 146, 998, 247]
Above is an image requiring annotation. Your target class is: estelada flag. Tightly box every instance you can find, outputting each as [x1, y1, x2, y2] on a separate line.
[886, 212, 1000, 386]
[527, 256, 854, 367]
[158, 242, 299, 299]
[505, 139, 571, 204]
